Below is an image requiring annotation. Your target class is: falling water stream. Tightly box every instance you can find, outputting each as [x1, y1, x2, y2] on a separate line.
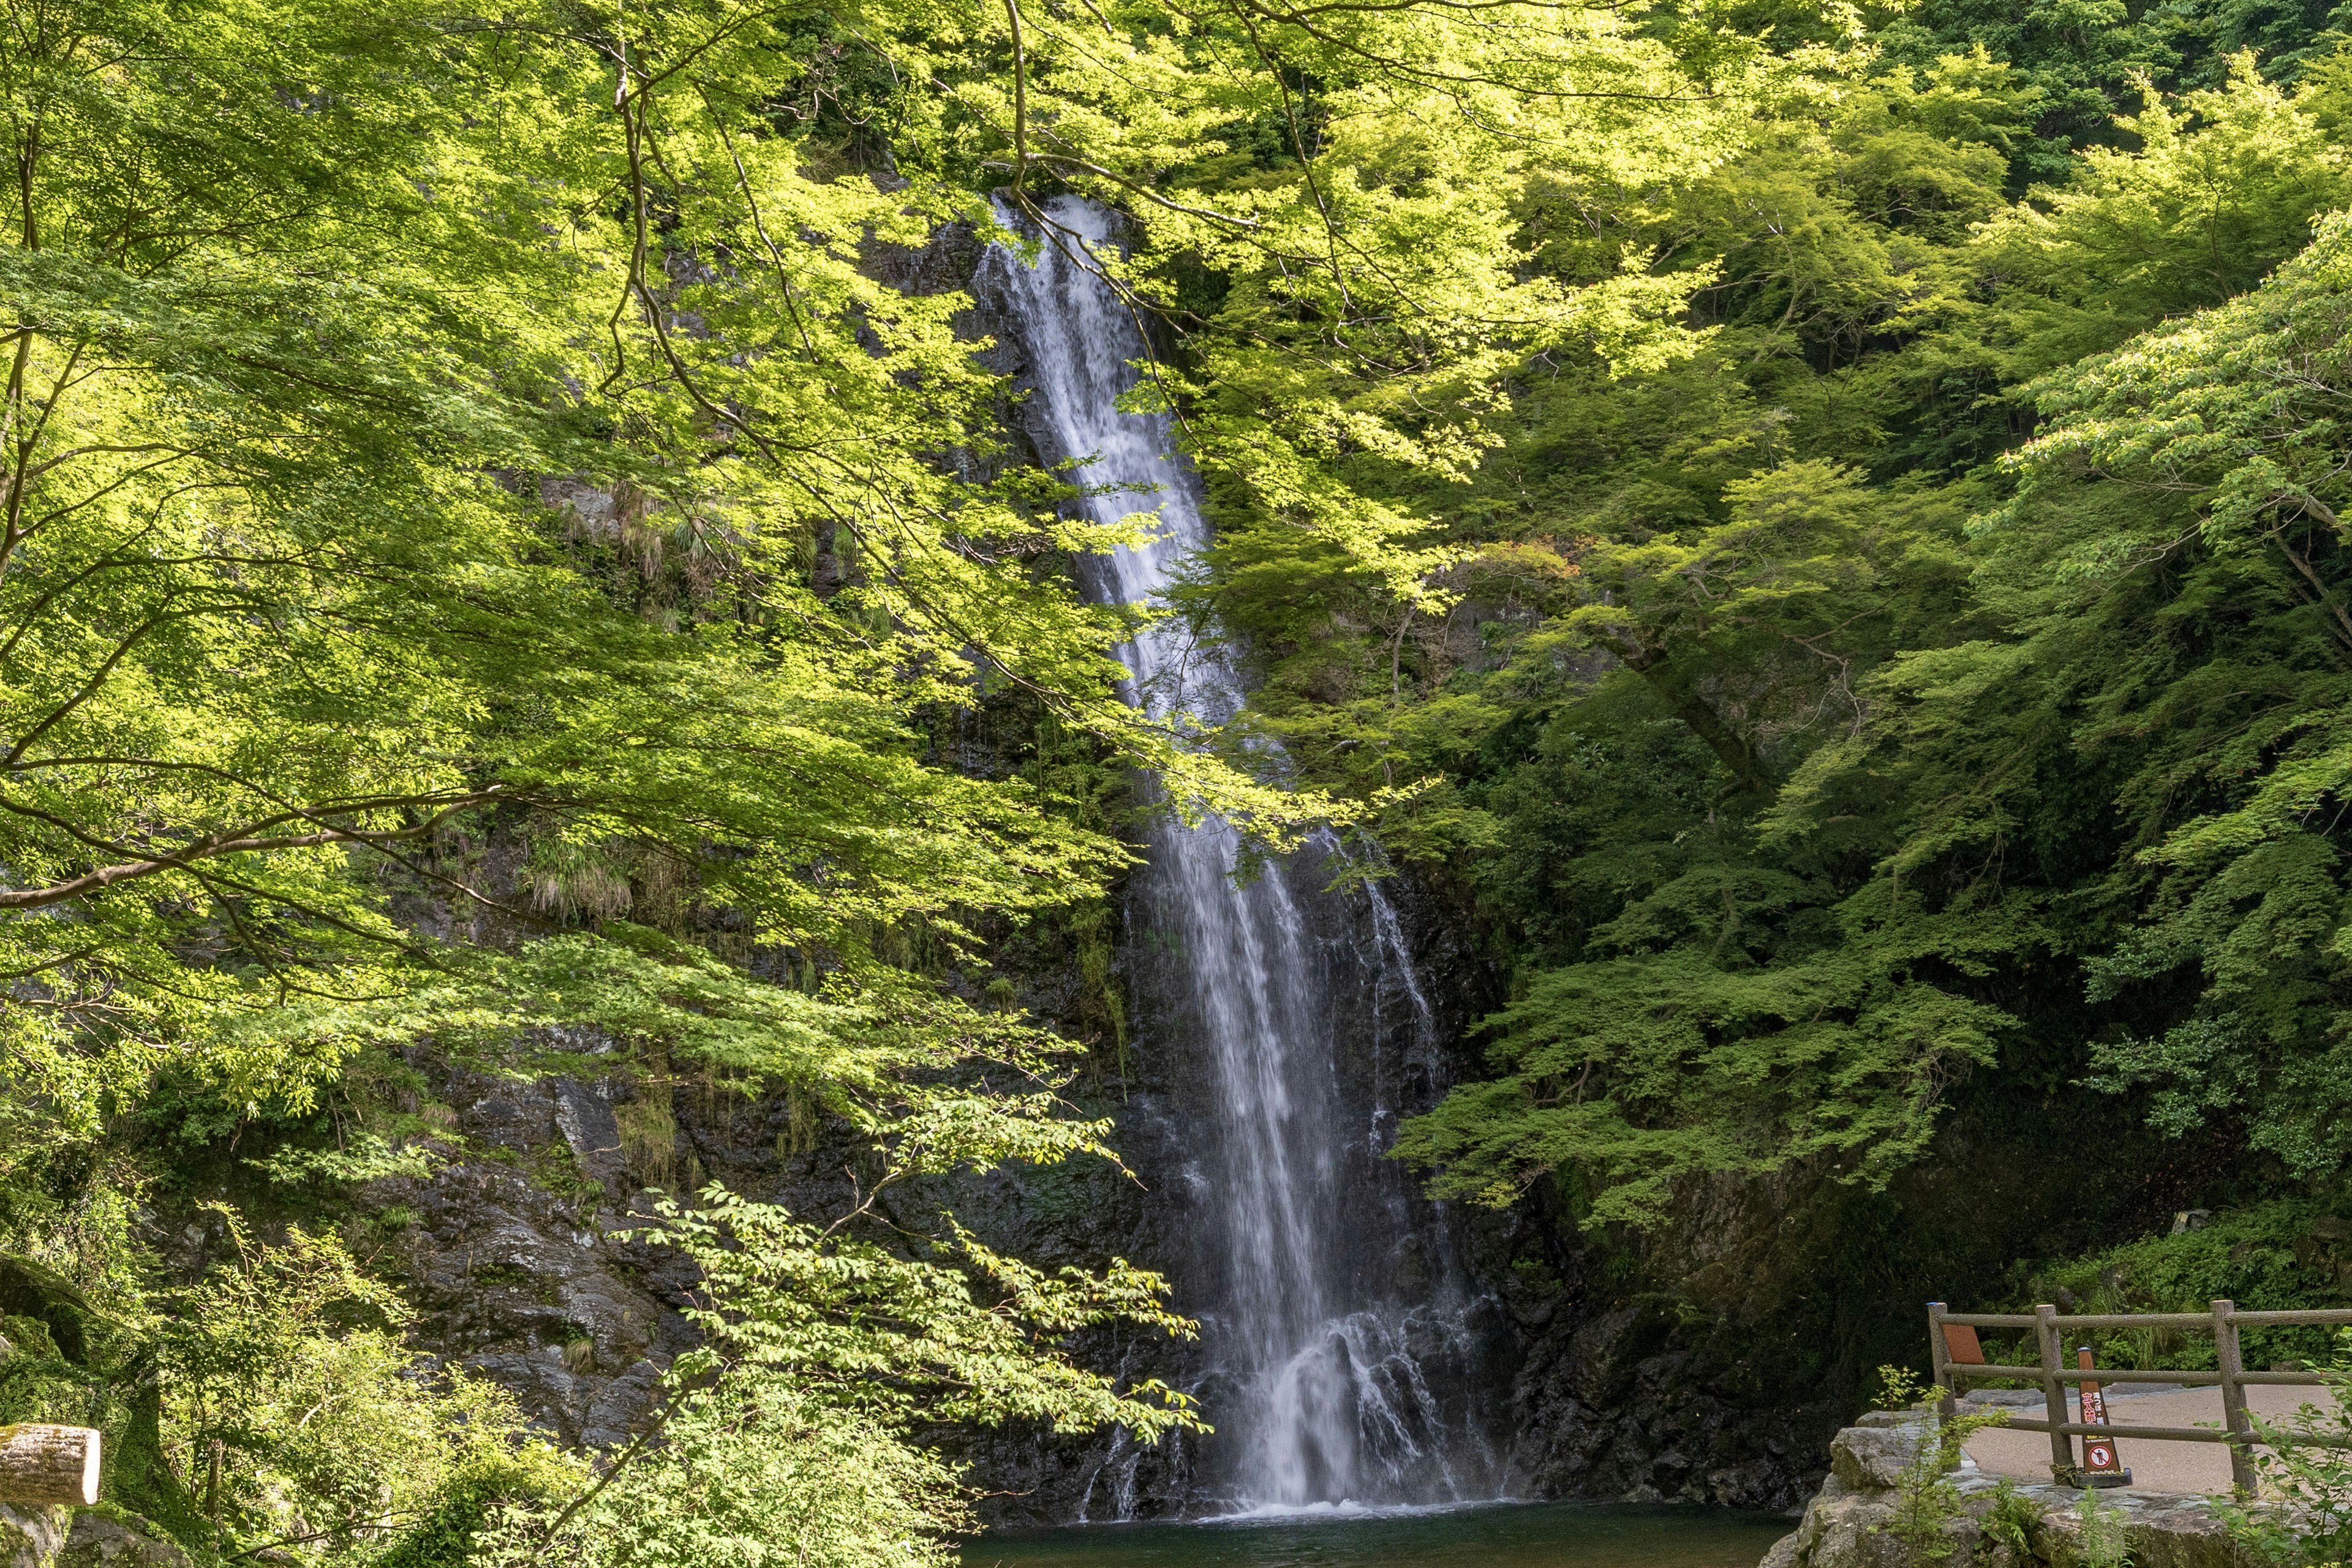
[982, 197, 1501, 1514]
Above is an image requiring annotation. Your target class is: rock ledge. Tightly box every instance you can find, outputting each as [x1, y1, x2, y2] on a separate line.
[1761, 1417, 2254, 1568]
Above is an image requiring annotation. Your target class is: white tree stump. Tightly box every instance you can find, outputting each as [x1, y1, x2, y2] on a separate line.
[0, 1427, 98, 1507]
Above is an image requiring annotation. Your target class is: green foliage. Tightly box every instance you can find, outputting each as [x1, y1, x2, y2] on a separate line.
[2070, 1488, 2134, 1568]
[0, 0, 1183, 1223]
[151, 1210, 585, 1560]
[375, 1453, 584, 1568]
[661, 1188, 1197, 1438]
[484, 1187, 1199, 1568]
[1876, 1401, 2013, 1561]
[494, 1386, 970, 1568]
[1983, 1479, 2043, 1556]
[0, 0, 1799, 1197]
[1232, 13, 2352, 1229]
[244, 1137, 443, 1191]
[0, 1212, 581, 1564]
[1873, 1363, 1930, 1410]
[1982, 210, 2352, 1181]
[1881, 0, 2352, 182]
[0, 1311, 81, 1427]
[1995, 1203, 2351, 1371]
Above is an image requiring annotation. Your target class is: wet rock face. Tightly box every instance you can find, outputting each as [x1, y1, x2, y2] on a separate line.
[358, 1058, 700, 1451]
[1502, 1335, 1840, 1510]
[1482, 1251, 1848, 1509]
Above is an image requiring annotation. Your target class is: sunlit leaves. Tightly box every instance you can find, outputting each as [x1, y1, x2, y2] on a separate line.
[660, 1189, 1198, 1438]
[1383, 45, 2352, 1229]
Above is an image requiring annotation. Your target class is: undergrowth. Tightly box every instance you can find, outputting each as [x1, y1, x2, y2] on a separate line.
[1981, 1201, 2352, 1372]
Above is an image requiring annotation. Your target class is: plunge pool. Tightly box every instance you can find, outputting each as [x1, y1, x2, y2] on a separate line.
[963, 1501, 1793, 1568]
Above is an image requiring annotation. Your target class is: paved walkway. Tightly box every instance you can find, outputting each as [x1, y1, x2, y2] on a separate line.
[1961, 1385, 2332, 1495]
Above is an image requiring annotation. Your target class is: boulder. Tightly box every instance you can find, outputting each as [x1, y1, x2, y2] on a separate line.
[55, 1514, 187, 1568]
[0, 1506, 66, 1568]
[1760, 1490, 1938, 1568]
[2032, 1490, 2242, 1568]
[1830, 1415, 1936, 1491]
[1763, 1420, 2261, 1568]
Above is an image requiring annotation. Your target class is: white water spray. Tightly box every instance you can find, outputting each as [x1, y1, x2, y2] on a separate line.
[983, 196, 1498, 1512]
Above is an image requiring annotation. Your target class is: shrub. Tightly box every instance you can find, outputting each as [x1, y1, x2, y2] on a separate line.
[1871, 1364, 2011, 1561]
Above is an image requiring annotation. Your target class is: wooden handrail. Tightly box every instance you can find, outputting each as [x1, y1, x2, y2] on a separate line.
[1942, 1363, 2331, 1387]
[1996, 1420, 2352, 1447]
[1928, 1297, 2350, 1494]
[2217, 1297, 2255, 1493]
[1939, 1309, 2352, 1330]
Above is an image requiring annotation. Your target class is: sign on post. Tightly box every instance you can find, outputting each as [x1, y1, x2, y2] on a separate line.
[2075, 1346, 2132, 1487]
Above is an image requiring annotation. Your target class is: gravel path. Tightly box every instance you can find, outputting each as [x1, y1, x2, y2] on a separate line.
[1961, 1385, 2334, 1495]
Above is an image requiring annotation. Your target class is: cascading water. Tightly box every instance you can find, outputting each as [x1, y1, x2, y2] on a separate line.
[982, 195, 1505, 1513]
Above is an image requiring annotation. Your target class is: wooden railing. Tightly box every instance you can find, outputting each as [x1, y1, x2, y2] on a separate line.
[1929, 1300, 2352, 1493]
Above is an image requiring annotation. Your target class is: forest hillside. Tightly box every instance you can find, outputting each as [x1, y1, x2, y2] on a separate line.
[6, 0, 2352, 1562]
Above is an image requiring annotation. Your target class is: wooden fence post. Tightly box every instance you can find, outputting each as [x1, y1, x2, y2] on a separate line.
[2215, 1298, 2258, 1496]
[1929, 1302, 1952, 1415]
[2035, 1304, 2075, 1481]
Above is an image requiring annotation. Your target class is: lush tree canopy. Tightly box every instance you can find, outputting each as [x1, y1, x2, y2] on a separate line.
[1181, 17, 2352, 1231]
[0, 0, 1842, 1559]
[15, 0, 2352, 1555]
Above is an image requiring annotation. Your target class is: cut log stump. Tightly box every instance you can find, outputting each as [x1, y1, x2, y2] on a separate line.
[0, 1426, 99, 1507]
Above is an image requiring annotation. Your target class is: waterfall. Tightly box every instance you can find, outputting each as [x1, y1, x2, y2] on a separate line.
[981, 195, 1503, 1513]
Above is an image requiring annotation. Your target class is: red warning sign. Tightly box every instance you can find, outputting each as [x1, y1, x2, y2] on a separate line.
[2076, 1346, 2129, 1483]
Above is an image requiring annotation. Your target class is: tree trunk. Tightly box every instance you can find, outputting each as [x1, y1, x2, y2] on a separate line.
[0, 1426, 99, 1507]
[1610, 639, 1772, 797]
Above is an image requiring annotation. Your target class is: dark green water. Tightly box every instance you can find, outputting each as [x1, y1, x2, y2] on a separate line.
[963, 1502, 1793, 1568]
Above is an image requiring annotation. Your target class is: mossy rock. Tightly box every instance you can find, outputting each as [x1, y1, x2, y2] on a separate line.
[0, 1504, 68, 1568]
[0, 1264, 89, 1369]
[56, 1511, 186, 1568]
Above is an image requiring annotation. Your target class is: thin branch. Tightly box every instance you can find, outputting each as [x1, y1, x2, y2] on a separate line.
[0, 787, 512, 910]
